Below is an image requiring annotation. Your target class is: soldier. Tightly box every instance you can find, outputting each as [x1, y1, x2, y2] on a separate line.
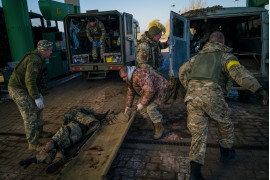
[136, 26, 169, 70]
[119, 66, 170, 139]
[179, 31, 268, 180]
[86, 17, 106, 62]
[8, 40, 54, 151]
[19, 107, 108, 173]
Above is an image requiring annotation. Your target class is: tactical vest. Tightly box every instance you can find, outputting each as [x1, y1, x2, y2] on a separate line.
[189, 51, 228, 89]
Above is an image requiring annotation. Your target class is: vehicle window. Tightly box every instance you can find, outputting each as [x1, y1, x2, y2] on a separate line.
[173, 18, 184, 38]
[31, 18, 42, 27]
[126, 14, 133, 35]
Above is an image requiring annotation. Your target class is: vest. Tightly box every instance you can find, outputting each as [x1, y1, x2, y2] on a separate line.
[189, 51, 228, 89]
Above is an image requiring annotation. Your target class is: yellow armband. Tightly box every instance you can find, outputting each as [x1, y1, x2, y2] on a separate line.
[227, 60, 240, 71]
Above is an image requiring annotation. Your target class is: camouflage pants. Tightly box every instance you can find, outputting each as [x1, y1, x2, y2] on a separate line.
[8, 87, 43, 145]
[52, 122, 83, 149]
[92, 38, 105, 60]
[186, 97, 234, 165]
[140, 102, 162, 123]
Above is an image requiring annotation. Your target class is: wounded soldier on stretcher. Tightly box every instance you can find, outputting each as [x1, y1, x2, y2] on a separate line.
[19, 107, 132, 173]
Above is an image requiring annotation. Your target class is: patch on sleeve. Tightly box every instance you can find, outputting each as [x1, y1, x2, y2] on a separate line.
[227, 60, 240, 71]
[143, 53, 147, 60]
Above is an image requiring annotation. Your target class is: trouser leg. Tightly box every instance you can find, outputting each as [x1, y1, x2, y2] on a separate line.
[8, 87, 40, 145]
[187, 102, 208, 165]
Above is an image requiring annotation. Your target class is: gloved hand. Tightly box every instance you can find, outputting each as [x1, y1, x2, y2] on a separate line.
[137, 103, 144, 112]
[124, 106, 130, 114]
[19, 157, 37, 168]
[97, 41, 102, 46]
[256, 88, 268, 105]
[162, 60, 167, 69]
[93, 41, 97, 47]
[35, 97, 44, 109]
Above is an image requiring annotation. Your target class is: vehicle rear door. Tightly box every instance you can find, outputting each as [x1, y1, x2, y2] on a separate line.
[123, 13, 136, 63]
[169, 11, 189, 78]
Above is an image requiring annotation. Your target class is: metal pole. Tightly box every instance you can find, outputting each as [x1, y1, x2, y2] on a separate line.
[2, 0, 34, 62]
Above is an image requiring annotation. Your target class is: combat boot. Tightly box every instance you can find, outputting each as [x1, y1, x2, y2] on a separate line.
[189, 161, 205, 180]
[220, 145, 236, 163]
[29, 143, 44, 151]
[39, 131, 53, 138]
[153, 122, 164, 140]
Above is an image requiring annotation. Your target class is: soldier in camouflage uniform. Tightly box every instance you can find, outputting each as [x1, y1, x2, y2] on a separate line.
[119, 66, 170, 139]
[19, 108, 104, 173]
[8, 40, 54, 151]
[86, 17, 106, 62]
[136, 26, 169, 70]
[179, 31, 268, 180]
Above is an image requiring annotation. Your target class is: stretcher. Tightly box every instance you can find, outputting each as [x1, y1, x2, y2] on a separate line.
[56, 112, 136, 180]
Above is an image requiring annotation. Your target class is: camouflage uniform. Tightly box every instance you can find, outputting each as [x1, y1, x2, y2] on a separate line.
[86, 19, 106, 60]
[136, 31, 168, 70]
[179, 42, 263, 165]
[8, 40, 53, 146]
[126, 68, 170, 123]
[36, 108, 100, 163]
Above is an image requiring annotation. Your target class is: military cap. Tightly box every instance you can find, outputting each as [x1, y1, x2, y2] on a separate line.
[148, 26, 162, 37]
[37, 40, 53, 51]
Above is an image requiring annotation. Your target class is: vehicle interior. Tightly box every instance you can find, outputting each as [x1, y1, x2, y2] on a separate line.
[190, 14, 263, 75]
[65, 13, 121, 64]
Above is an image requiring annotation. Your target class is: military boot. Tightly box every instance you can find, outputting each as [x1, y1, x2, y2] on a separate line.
[189, 161, 205, 180]
[29, 143, 44, 151]
[39, 131, 53, 138]
[153, 122, 164, 140]
[220, 145, 236, 163]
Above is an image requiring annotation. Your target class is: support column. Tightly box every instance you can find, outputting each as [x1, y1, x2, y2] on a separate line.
[2, 0, 34, 62]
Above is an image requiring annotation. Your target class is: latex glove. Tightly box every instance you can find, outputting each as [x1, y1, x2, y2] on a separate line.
[137, 103, 144, 112]
[162, 60, 167, 69]
[93, 41, 97, 47]
[124, 106, 130, 114]
[98, 41, 102, 46]
[35, 97, 44, 109]
[256, 89, 268, 105]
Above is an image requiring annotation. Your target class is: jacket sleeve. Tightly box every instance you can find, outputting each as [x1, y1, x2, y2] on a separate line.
[179, 57, 195, 89]
[223, 53, 262, 93]
[136, 42, 153, 69]
[99, 22, 106, 42]
[126, 86, 135, 107]
[86, 23, 94, 42]
[139, 77, 155, 106]
[25, 58, 42, 99]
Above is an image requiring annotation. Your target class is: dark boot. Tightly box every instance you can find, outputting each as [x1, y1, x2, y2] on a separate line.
[220, 145, 236, 163]
[190, 161, 205, 180]
[153, 122, 164, 140]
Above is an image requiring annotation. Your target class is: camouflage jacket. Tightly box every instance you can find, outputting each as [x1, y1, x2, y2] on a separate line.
[179, 42, 262, 103]
[126, 68, 170, 107]
[136, 31, 168, 70]
[86, 20, 106, 42]
[8, 50, 45, 99]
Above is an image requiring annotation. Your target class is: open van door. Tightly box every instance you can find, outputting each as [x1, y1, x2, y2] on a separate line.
[123, 13, 136, 63]
[169, 11, 189, 78]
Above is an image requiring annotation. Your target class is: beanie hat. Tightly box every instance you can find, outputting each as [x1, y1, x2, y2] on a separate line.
[148, 26, 162, 37]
